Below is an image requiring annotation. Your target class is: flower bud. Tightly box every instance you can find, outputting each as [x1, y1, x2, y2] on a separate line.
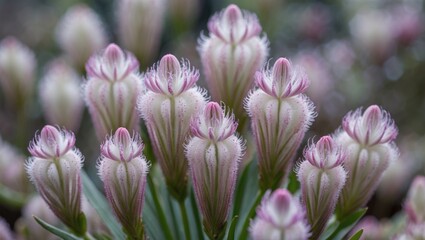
[186, 102, 243, 239]
[298, 136, 347, 239]
[98, 127, 149, 239]
[0, 217, 13, 240]
[0, 137, 29, 193]
[56, 4, 107, 70]
[84, 44, 142, 140]
[26, 125, 85, 235]
[351, 216, 391, 240]
[39, 59, 84, 131]
[0, 37, 36, 109]
[246, 58, 314, 191]
[117, 0, 165, 68]
[250, 189, 310, 240]
[404, 176, 425, 223]
[336, 105, 399, 218]
[138, 54, 206, 200]
[198, 4, 268, 131]
[395, 222, 425, 240]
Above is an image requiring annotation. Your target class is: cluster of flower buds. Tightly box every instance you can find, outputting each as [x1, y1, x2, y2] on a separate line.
[84, 43, 142, 140]
[186, 102, 243, 239]
[26, 125, 86, 236]
[298, 136, 347, 239]
[98, 127, 149, 239]
[335, 105, 399, 218]
[250, 189, 310, 240]
[0, 37, 36, 110]
[117, 0, 165, 68]
[198, 4, 268, 131]
[246, 57, 314, 191]
[56, 4, 107, 70]
[39, 59, 84, 131]
[138, 54, 206, 201]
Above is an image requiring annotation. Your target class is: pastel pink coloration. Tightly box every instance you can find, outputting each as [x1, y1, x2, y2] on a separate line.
[0, 137, 29, 193]
[56, 4, 107, 69]
[26, 125, 85, 235]
[84, 43, 142, 140]
[186, 102, 243, 239]
[336, 105, 399, 218]
[0, 36, 36, 109]
[98, 127, 149, 239]
[404, 176, 425, 223]
[198, 4, 268, 131]
[250, 189, 310, 240]
[0, 217, 13, 240]
[246, 57, 315, 191]
[138, 54, 206, 200]
[39, 59, 84, 131]
[298, 136, 347, 239]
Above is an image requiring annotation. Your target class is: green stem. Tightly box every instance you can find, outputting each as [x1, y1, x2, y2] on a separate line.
[190, 190, 204, 240]
[147, 175, 173, 240]
[179, 200, 192, 240]
[239, 190, 264, 240]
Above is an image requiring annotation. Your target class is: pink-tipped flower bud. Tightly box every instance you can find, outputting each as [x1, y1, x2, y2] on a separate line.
[395, 222, 425, 240]
[26, 125, 85, 236]
[0, 137, 29, 194]
[298, 136, 347, 239]
[0, 218, 13, 240]
[351, 216, 392, 240]
[84, 44, 142, 140]
[186, 102, 243, 239]
[98, 127, 149, 239]
[246, 58, 315, 191]
[250, 189, 310, 240]
[404, 176, 425, 223]
[117, 0, 165, 68]
[138, 54, 206, 200]
[336, 105, 399, 218]
[56, 4, 107, 70]
[39, 59, 84, 131]
[0, 37, 36, 109]
[198, 4, 269, 131]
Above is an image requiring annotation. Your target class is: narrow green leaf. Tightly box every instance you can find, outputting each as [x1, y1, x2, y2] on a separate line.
[326, 208, 367, 240]
[0, 184, 27, 208]
[348, 229, 363, 240]
[287, 171, 300, 194]
[320, 218, 339, 240]
[227, 215, 239, 240]
[81, 171, 126, 240]
[33, 216, 82, 240]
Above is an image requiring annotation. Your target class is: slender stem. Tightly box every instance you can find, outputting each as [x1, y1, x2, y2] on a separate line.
[167, 193, 180, 237]
[147, 175, 173, 240]
[190, 190, 204, 240]
[83, 232, 96, 240]
[239, 190, 264, 240]
[179, 200, 192, 240]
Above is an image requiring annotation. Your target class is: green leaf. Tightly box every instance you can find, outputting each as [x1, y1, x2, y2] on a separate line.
[81, 171, 126, 240]
[320, 218, 339, 240]
[33, 216, 82, 240]
[226, 215, 239, 240]
[348, 229, 363, 240]
[287, 171, 300, 194]
[326, 208, 367, 240]
[0, 184, 27, 208]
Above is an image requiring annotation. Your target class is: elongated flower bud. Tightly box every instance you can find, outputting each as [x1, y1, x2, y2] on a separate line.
[246, 58, 315, 191]
[117, 0, 165, 68]
[0, 137, 29, 194]
[0, 218, 13, 240]
[404, 176, 425, 223]
[336, 105, 399, 218]
[186, 102, 243, 239]
[26, 125, 85, 236]
[84, 44, 142, 140]
[298, 136, 347, 239]
[98, 127, 149, 239]
[138, 54, 206, 200]
[250, 189, 310, 240]
[40, 59, 84, 131]
[56, 4, 107, 70]
[198, 4, 268, 131]
[0, 37, 36, 109]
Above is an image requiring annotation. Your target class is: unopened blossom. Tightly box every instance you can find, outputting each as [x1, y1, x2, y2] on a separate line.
[0, 217, 13, 240]
[117, 0, 165, 68]
[56, 4, 107, 70]
[392, 5, 423, 46]
[26, 125, 86, 236]
[404, 176, 425, 223]
[395, 222, 425, 240]
[0, 137, 29, 193]
[98, 128, 149, 239]
[40, 59, 84, 131]
[250, 189, 310, 240]
[298, 136, 347, 239]
[351, 216, 393, 240]
[336, 105, 399, 218]
[198, 4, 268, 131]
[0, 37, 36, 109]
[246, 58, 314, 191]
[138, 54, 206, 200]
[186, 102, 243, 239]
[84, 43, 142, 140]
